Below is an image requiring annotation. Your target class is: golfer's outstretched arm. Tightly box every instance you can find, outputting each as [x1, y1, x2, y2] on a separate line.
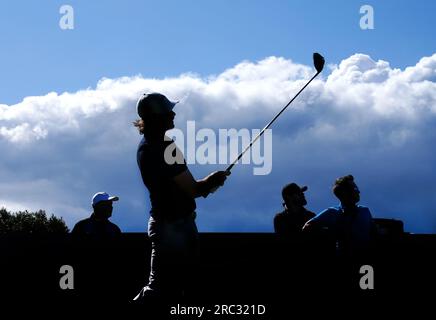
[174, 169, 229, 198]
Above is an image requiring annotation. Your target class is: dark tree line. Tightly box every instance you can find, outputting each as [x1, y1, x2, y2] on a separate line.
[0, 207, 69, 233]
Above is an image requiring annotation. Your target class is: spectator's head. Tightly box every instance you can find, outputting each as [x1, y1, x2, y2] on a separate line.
[91, 192, 119, 220]
[133, 93, 177, 135]
[332, 175, 360, 207]
[282, 183, 308, 210]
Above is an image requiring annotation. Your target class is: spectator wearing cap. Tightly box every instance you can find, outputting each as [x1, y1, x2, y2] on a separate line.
[303, 175, 375, 256]
[132, 93, 230, 301]
[71, 192, 121, 236]
[274, 183, 315, 236]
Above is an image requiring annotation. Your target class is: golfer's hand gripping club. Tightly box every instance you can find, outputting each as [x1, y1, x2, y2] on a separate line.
[205, 170, 231, 196]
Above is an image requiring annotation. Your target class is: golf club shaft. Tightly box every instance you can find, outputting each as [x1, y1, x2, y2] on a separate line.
[226, 70, 321, 172]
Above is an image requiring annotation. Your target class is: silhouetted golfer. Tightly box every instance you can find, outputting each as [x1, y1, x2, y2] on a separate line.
[132, 93, 229, 302]
[72, 192, 121, 236]
[274, 183, 315, 236]
[303, 175, 374, 255]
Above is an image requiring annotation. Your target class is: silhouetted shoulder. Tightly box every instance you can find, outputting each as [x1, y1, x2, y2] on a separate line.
[273, 211, 286, 233]
[357, 205, 373, 218]
[108, 221, 122, 234]
[312, 207, 339, 219]
[305, 207, 340, 229]
[274, 209, 314, 235]
[274, 211, 286, 221]
[357, 205, 371, 211]
[306, 210, 316, 219]
[71, 218, 91, 234]
[71, 217, 121, 236]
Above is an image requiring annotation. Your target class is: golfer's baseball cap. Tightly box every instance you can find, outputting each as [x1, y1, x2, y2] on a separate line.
[92, 192, 119, 206]
[137, 93, 178, 118]
[282, 183, 308, 199]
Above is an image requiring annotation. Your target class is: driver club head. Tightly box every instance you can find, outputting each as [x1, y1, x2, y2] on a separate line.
[313, 52, 325, 73]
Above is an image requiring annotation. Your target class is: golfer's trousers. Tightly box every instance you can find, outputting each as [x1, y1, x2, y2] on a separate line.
[145, 212, 198, 297]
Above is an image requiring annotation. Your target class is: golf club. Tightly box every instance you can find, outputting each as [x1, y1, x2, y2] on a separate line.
[226, 52, 325, 172]
[209, 53, 325, 194]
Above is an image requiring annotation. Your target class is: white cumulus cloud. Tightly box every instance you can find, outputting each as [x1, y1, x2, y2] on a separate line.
[1, 53, 436, 233]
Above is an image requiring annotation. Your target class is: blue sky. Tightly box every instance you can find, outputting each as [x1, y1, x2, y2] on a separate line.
[1, 0, 435, 104]
[1, 1, 436, 233]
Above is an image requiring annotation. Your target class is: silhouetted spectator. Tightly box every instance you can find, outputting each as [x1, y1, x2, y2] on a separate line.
[303, 175, 374, 256]
[132, 93, 229, 302]
[274, 183, 315, 236]
[72, 192, 121, 236]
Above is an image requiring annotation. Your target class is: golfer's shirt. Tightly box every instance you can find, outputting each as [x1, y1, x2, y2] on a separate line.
[137, 136, 196, 220]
